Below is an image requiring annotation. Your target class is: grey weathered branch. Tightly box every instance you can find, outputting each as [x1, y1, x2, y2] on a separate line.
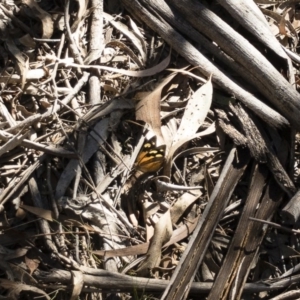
[161, 147, 250, 300]
[121, 0, 289, 130]
[169, 0, 300, 130]
[33, 266, 300, 295]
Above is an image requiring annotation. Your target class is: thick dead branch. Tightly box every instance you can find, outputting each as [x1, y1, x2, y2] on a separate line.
[219, 0, 295, 85]
[207, 164, 267, 299]
[218, 0, 288, 60]
[231, 177, 285, 299]
[138, 0, 263, 92]
[161, 147, 250, 300]
[33, 267, 300, 296]
[169, 0, 300, 130]
[121, 0, 289, 129]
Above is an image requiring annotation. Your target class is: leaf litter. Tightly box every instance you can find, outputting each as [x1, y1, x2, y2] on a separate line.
[0, 0, 299, 299]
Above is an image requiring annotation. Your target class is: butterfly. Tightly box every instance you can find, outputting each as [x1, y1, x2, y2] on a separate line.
[135, 137, 166, 173]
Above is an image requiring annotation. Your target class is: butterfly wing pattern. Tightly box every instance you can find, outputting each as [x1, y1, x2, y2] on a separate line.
[135, 137, 166, 173]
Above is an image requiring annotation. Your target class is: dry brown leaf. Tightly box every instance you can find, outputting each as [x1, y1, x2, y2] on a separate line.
[164, 77, 213, 176]
[20, 204, 53, 222]
[127, 16, 147, 61]
[16, 105, 35, 117]
[92, 216, 200, 258]
[261, 7, 299, 46]
[137, 209, 173, 276]
[170, 190, 202, 224]
[25, 256, 40, 275]
[107, 40, 144, 67]
[18, 34, 36, 49]
[104, 12, 147, 63]
[142, 200, 160, 242]
[173, 75, 213, 144]
[136, 72, 177, 144]
[5, 39, 28, 89]
[279, 7, 291, 36]
[22, 0, 54, 39]
[164, 124, 216, 178]
[0, 279, 50, 300]
[70, 0, 88, 33]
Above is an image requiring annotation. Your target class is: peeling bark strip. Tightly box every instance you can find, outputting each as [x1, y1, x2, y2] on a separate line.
[229, 103, 296, 197]
[217, 102, 296, 198]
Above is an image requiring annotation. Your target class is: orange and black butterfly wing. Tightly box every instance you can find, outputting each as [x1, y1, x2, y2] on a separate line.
[135, 137, 166, 173]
